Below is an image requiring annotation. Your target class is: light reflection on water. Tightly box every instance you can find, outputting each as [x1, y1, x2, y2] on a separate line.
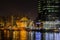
[20, 30, 27, 40]
[0, 30, 60, 40]
[45, 32, 60, 40]
[12, 31, 20, 40]
[35, 32, 41, 40]
[3, 30, 27, 40]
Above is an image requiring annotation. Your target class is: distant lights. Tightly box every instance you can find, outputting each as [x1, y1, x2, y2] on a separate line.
[37, 0, 40, 13]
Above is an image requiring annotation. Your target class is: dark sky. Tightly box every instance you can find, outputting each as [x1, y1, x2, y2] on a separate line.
[0, 0, 37, 20]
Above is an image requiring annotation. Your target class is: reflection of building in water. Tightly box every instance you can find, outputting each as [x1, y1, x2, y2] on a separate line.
[28, 31, 34, 40]
[14, 17, 29, 40]
[13, 30, 20, 40]
[45, 32, 60, 40]
[35, 32, 41, 40]
[20, 30, 27, 40]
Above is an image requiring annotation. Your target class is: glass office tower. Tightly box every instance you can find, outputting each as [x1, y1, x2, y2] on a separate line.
[37, 0, 60, 21]
[36, 0, 60, 40]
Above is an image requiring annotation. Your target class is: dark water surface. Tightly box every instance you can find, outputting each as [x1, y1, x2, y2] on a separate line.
[0, 30, 60, 40]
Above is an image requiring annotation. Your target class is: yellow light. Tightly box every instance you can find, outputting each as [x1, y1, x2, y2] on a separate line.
[20, 30, 27, 40]
[16, 17, 29, 28]
[13, 31, 19, 40]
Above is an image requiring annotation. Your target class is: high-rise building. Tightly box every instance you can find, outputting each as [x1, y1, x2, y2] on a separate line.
[36, 0, 60, 21]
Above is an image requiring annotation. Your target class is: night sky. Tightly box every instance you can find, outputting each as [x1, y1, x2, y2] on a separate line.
[0, 0, 37, 20]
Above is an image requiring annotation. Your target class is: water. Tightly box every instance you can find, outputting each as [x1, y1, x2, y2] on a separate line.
[20, 30, 27, 40]
[28, 31, 34, 40]
[35, 32, 41, 40]
[45, 32, 54, 40]
[0, 29, 60, 40]
[45, 32, 60, 40]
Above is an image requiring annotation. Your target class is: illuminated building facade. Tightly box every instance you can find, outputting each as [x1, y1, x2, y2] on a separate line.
[36, 0, 60, 21]
[16, 17, 29, 27]
[15, 17, 29, 40]
[35, 0, 60, 40]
